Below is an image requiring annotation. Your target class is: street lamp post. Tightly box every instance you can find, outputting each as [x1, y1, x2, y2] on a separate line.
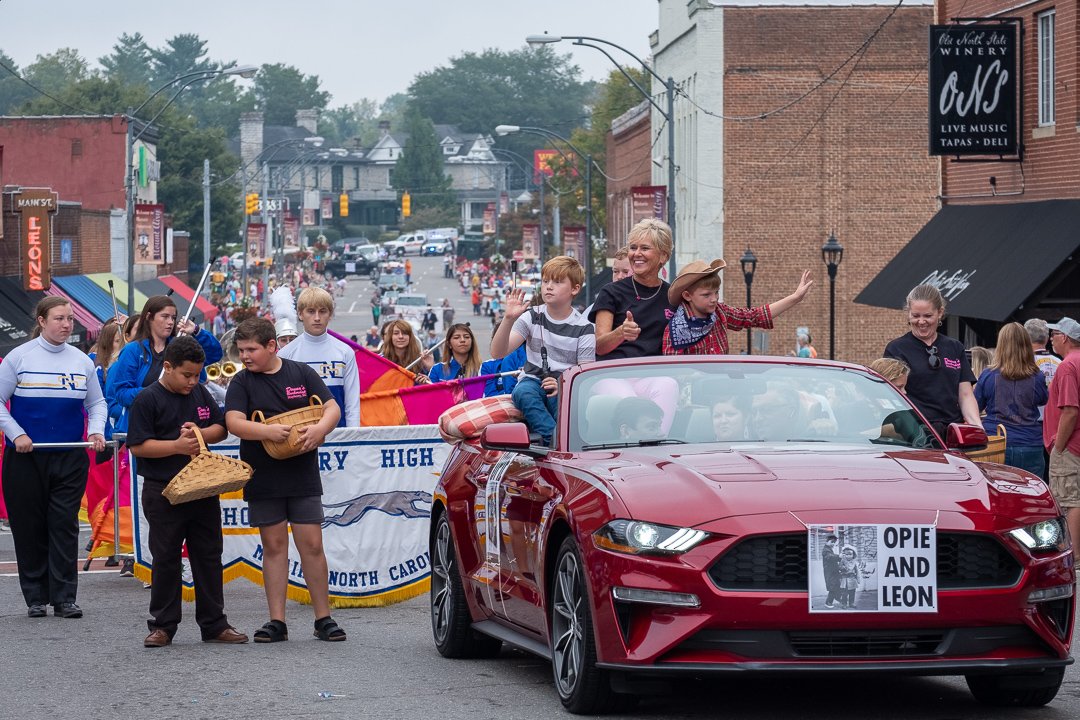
[821, 232, 844, 360]
[495, 124, 593, 301]
[526, 34, 676, 281]
[125, 65, 257, 312]
[740, 247, 757, 355]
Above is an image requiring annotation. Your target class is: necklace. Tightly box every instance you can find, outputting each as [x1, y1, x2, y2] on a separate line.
[631, 276, 662, 301]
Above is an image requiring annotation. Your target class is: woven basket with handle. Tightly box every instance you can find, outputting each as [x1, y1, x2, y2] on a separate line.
[163, 426, 253, 505]
[964, 424, 1007, 464]
[252, 395, 325, 460]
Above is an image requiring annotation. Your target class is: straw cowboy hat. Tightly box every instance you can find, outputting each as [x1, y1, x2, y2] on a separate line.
[667, 259, 727, 305]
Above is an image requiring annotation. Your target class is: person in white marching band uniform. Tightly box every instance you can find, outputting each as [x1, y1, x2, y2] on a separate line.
[276, 287, 360, 427]
[0, 297, 107, 619]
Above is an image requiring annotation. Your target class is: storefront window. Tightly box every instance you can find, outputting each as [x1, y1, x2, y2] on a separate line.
[1038, 10, 1055, 126]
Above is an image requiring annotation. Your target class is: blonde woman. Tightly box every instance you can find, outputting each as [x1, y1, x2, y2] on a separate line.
[970, 346, 994, 384]
[378, 319, 432, 383]
[974, 323, 1048, 477]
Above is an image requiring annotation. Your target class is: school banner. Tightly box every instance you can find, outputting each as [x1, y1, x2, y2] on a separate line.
[130, 425, 449, 607]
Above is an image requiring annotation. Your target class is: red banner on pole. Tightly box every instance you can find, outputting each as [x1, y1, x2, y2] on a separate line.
[631, 185, 667, 224]
[134, 203, 165, 265]
[521, 223, 539, 260]
[561, 226, 586, 261]
[246, 223, 267, 263]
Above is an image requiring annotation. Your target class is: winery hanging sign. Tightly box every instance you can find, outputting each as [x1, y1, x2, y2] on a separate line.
[929, 24, 1018, 156]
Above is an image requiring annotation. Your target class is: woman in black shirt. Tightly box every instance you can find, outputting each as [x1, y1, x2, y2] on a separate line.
[884, 283, 980, 436]
[590, 218, 674, 359]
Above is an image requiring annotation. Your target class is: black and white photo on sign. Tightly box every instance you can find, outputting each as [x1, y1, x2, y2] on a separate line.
[808, 524, 938, 614]
[808, 525, 878, 612]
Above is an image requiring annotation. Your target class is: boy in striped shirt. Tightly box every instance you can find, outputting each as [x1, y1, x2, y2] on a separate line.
[490, 256, 595, 445]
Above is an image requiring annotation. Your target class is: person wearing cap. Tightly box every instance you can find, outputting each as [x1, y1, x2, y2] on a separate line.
[662, 259, 813, 355]
[1045, 316, 1080, 560]
[275, 317, 298, 348]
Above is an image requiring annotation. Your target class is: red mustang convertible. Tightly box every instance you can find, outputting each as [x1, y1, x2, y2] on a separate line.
[429, 357, 1074, 713]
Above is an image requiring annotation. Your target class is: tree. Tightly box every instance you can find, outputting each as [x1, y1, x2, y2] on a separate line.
[0, 50, 34, 114]
[148, 34, 215, 87]
[99, 33, 152, 88]
[318, 99, 378, 146]
[243, 63, 330, 126]
[22, 48, 90, 95]
[392, 103, 454, 211]
[408, 46, 589, 158]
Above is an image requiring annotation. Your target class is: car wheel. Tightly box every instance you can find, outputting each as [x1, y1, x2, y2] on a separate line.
[396, 248, 404, 256]
[430, 513, 502, 659]
[551, 536, 621, 714]
[966, 668, 1065, 707]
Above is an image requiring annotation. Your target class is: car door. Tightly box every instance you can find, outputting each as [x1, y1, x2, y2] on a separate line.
[495, 453, 553, 636]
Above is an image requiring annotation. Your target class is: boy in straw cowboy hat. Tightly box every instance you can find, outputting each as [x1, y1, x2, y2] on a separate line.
[662, 259, 813, 355]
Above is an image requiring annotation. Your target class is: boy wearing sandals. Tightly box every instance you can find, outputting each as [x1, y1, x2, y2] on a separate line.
[127, 336, 248, 647]
[224, 318, 347, 643]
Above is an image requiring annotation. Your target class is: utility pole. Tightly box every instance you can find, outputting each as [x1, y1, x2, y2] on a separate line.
[538, 176, 546, 266]
[261, 161, 271, 309]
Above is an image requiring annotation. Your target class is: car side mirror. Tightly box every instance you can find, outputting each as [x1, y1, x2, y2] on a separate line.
[480, 423, 548, 456]
[945, 423, 988, 450]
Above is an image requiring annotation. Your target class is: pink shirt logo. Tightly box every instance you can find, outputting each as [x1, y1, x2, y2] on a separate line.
[196, 406, 211, 421]
[285, 385, 308, 400]
[944, 357, 962, 370]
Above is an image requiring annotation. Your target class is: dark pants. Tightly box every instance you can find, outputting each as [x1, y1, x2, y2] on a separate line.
[142, 481, 229, 639]
[2, 448, 89, 607]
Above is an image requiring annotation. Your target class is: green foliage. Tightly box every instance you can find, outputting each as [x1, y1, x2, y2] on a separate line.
[0, 50, 37, 113]
[400, 206, 460, 232]
[23, 48, 90, 96]
[98, 33, 152, 88]
[392, 103, 454, 209]
[408, 46, 588, 159]
[244, 63, 329, 127]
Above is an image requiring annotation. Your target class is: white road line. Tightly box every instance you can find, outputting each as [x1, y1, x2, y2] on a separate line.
[349, 301, 357, 313]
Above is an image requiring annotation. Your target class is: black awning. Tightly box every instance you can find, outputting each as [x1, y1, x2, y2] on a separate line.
[0, 283, 35, 358]
[856, 200, 1080, 322]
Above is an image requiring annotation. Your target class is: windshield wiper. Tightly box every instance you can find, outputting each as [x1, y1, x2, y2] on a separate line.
[581, 439, 686, 451]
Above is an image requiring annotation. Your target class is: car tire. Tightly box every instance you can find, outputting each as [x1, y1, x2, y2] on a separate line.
[430, 513, 502, 659]
[551, 536, 622, 714]
[965, 667, 1065, 707]
[396, 248, 405, 257]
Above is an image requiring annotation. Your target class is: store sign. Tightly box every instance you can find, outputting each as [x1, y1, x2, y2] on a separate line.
[631, 185, 667, 223]
[16, 187, 58, 291]
[929, 24, 1018, 156]
[134, 203, 165, 265]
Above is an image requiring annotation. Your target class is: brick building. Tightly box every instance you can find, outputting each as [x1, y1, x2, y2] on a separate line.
[858, 1, 1080, 344]
[605, 101, 653, 255]
[649, 0, 936, 362]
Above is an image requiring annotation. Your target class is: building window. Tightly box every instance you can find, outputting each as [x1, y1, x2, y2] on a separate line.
[353, 166, 360, 189]
[331, 165, 343, 193]
[1038, 10, 1055, 126]
[71, 139, 82, 157]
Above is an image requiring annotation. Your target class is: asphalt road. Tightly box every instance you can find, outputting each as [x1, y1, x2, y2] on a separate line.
[331, 253, 495, 356]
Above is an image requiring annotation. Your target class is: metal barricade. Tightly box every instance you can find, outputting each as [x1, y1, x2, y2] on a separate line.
[28, 436, 127, 564]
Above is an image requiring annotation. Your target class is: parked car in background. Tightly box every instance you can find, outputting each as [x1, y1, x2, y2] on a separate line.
[229, 251, 245, 270]
[330, 237, 369, 255]
[430, 355, 1075, 713]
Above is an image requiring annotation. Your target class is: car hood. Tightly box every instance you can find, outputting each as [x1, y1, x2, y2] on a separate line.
[579, 444, 1055, 528]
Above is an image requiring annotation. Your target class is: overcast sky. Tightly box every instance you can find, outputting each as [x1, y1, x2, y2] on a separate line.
[0, 0, 658, 107]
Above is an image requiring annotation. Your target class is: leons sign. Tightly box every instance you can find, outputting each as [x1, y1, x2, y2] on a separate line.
[16, 188, 58, 291]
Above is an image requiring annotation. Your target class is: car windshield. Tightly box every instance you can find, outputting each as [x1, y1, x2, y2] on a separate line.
[567, 361, 940, 452]
[395, 296, 428, 306]
[379, 274, 406, 288]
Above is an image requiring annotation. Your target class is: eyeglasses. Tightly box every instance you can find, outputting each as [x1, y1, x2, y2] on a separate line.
[926, 346, 940, 370]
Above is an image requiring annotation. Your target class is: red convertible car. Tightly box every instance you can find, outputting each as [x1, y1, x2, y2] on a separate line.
[429, 356, 1074, 713]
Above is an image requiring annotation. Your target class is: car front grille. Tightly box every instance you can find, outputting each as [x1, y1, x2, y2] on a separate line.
[788, 630, 945, 657]
[709, 533, 1022, 592]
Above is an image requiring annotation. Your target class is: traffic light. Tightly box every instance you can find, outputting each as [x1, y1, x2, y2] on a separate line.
[245, 193, 259, 215]
[339, 193, 349, 217]
[402, 191, 411, 218]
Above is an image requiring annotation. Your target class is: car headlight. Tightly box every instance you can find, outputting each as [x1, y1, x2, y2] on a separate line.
[1009, 518, 1069, 552]
[594, 520, 709, 555]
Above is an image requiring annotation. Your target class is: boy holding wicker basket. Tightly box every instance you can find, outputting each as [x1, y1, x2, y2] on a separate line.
[224, 318, 346, 643]
[127, 336, 249, 648]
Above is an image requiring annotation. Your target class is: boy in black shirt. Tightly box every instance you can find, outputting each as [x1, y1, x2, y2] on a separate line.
[224, 318, 346, 643]
[127, 336, 248, 648]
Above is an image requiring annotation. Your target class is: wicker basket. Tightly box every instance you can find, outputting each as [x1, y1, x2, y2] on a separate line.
[163, 426, 253, 505]
[964, 424, 1007, 464]
[252, 395, 325, 460]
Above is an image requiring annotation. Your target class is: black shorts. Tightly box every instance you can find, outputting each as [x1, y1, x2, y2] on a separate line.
[246, 495, 324, 527]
